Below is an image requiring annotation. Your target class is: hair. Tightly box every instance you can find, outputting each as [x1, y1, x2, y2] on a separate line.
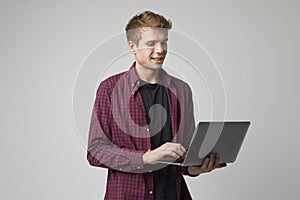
[125, 11, 172, 45]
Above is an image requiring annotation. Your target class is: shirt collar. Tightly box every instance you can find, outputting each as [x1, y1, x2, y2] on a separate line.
[128, 62, 172, 92]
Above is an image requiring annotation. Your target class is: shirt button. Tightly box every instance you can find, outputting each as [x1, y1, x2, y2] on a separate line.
[149, 191, 153, 195]
[137, 166, 140, 169]
[146, 128, 149, 132]
[119, 168, 123, 171]
[131, 83, 134, 87]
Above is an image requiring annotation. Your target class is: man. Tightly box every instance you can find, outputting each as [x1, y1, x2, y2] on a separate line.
[87, 10, 226, 200]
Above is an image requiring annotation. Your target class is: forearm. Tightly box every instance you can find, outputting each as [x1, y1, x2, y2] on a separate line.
[87, 141, 145, 172]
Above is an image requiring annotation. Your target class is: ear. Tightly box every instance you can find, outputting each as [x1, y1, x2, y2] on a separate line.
[128, 41, 137, 54]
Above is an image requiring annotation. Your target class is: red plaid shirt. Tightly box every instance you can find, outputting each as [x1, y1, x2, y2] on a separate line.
[87, 63, 196, 200]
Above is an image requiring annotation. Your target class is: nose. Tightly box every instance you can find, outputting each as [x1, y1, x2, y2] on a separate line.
[154, 43, 164, 53]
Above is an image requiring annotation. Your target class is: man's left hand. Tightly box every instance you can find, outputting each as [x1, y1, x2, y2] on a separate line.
[187, 154, 227, 176]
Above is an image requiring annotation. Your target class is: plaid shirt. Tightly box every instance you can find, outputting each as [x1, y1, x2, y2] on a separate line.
[87, 63, 195, 200]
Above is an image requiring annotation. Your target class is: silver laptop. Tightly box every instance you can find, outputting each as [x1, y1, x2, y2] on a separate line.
[156, 121, 250, 166]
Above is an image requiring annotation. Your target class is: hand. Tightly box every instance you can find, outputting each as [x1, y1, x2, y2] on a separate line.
[187, 154, 227, 176]
[143, 142, 186, 164]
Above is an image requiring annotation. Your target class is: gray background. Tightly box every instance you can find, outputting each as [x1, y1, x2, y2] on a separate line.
[1, 0, 299, 199]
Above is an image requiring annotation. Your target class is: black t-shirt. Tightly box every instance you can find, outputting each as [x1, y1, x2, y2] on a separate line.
[139, 80, 178, 200]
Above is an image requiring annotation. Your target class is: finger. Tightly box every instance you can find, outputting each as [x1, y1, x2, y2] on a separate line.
[201, 157, 209, 169]
[182, 150, 187, 159]
[173, 143, 187, 155]
[168, 151, 181, 160]
[167, 143, 186, 157]
[207, 154, 215, 169]
[168, 148, 185, 160]
[159, 143, 187, 161]
[213, 154, 220, 168]
[160, 150, 179, 162]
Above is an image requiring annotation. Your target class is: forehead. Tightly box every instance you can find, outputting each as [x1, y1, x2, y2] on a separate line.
[139, 27, 168, 42]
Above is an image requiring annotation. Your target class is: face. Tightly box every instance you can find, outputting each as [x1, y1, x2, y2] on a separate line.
[129, 27, 168, 70]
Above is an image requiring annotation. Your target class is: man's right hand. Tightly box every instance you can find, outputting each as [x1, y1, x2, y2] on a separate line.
[142, 142, 186, 164]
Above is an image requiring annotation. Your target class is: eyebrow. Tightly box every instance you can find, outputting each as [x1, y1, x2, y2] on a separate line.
[146, 39, 169, 43]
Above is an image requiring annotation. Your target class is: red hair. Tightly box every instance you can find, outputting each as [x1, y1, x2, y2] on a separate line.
[125, 11, 172, 44]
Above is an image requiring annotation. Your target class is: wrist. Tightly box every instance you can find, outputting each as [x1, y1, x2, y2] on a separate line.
[142, 149, 152, 165]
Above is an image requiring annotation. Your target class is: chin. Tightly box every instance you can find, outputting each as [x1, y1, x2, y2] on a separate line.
[148, 63, 163, 70]
[140, 62, 161, 70]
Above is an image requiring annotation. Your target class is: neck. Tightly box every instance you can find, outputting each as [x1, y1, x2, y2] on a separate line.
[135, 63, 160, 83]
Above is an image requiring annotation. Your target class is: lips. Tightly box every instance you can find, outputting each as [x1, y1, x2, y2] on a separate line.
[151, 57, 164, 61]
[151, 56, 163, 59]
[151, 57, 164, 64]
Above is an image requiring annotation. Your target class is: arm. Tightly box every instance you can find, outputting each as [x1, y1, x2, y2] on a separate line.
[87, 82, 145, 172]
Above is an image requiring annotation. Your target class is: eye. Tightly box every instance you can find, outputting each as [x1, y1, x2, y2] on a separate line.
[146, 42, 155, 46]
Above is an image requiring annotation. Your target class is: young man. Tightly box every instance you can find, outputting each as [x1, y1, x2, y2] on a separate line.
[87, 11, 226, 200]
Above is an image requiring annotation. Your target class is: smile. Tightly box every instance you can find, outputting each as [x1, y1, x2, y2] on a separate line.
[151, 57, 164, 61]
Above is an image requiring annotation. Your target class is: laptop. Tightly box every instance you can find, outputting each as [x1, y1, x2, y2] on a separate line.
[156, 121, 250, 166]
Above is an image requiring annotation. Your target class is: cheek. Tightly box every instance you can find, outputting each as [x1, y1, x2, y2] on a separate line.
[138, 49, 152, 57]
